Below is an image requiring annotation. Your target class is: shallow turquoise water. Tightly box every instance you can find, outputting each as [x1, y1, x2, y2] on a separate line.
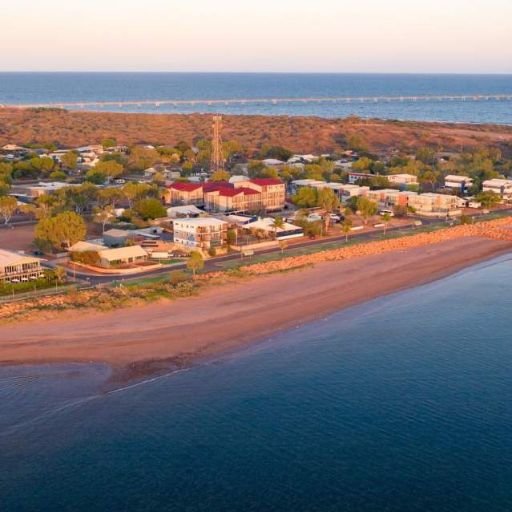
[1, 255, 512, 511]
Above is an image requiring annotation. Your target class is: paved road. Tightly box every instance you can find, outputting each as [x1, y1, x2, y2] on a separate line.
[44, 208, 512, 286]
[60, 219, 440, 285]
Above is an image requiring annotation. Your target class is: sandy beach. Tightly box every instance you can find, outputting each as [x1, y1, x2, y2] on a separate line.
[0, 236, 510, 378]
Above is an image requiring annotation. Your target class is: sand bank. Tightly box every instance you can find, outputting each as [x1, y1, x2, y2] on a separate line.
[0, 236, 509, 377]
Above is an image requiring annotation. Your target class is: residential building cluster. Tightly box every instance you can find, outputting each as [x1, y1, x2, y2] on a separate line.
[164, 177, 286, 213]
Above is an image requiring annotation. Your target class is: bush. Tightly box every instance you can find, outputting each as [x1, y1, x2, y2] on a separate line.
[71, 250, 101, 266]
[168, 270, 189, 285]
[208, 247, 217, 257]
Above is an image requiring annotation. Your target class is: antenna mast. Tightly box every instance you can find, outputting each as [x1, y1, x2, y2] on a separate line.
[210, 115, 224, 172]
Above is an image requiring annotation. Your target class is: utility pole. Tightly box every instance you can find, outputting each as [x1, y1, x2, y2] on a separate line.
[210, 115, 224, 173]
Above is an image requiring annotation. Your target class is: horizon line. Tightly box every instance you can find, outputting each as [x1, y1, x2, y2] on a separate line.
[1, 70, 512, 76]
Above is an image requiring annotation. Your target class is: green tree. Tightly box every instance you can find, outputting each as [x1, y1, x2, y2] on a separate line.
[49, 170, 67, 181]
[61, 151, 78, 170]
[94, 160, 124, 179]
[98, 187, 124, 208]
[101, 138, 117, 149]
[187, 250, 204, 277]
[0, 180, 10, 196]
[381, 212, 392, 235]
[356, 196, 378, 225]
[210, 169, 231, 182]
[226, 228, 237, 247]
[341, 217, 353, 242]
[35, 211, 86, 251]
[134, 198, 166, 220]
[122, 182, 151, 208]
[292, 187, 318, 208]
[85, 168, 107, 184]
[53, 266, 67, 287]
[271, 216, 285, 239]
[419, 169, 439, 191]
[94, 205, 116, 233]
[317, 188, 340, 231]
[128, 145, 159, 171]
[475, 190, 501, 208]
[0, 196, 17, 225]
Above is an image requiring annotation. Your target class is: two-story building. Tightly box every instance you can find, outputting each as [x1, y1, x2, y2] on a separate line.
[482, 179, 512, 199]
[408, 193, 459, 214]
[173, 218, 228, 250]
[0, 250, 44, 283]
[163, 182, 204, 206]
[444, 174, 474, 194]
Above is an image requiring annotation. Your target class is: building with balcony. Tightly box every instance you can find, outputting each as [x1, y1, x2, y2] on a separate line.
[0, 250, 44, 283]
[173, 218, 228, 250]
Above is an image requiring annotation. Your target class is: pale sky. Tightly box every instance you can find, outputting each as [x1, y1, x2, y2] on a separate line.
[1, 0, 511, 73]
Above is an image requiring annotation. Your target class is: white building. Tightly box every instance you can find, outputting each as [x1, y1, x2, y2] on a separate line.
[290, 179, 368, 202]
[173, 217, 228, 249]
[0, 250, 44, 283]
[444, 175, 473, 192]
[244, 217, 304, 241]
[482, 179, 512, 199]
[387, 174, 418, 186]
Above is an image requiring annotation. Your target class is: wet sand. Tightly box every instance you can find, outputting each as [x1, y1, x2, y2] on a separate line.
[0, 236, 510, 378]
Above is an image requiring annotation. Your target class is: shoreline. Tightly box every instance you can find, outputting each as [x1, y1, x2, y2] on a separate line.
[1, 236, 510, 382]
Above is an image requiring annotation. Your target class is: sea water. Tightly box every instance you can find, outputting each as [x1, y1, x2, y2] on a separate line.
[0, 72, 511, 124]
[1, 255, 512, 511]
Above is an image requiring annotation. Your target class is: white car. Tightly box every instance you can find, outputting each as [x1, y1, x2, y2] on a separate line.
[307, 214, 323, 222]
[379, 209, 394, 217]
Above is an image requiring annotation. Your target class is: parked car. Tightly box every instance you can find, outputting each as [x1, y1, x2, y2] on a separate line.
[379, 209, 395, 217]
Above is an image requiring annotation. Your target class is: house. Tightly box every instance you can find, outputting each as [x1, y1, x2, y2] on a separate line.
[387, 174, 418, 186]
[482, 179, 512, 199]
[287, 154, 318, 164]
[22, 181, 77, 198]
[97, 245, 149, 268]
[262, 158, 285, 167]
[173, 217, 228, 249]
[290, 179, 368, 202]
[366, 189, 418, 208]
[444, 175, 473, 193]
[0, 250, 44, 283]
[408, 193, 459, 215]
[348, 172, 374, 184]
[164, 182, 204, 205]
[103, 228, 162, 247]
[244, 217, 304, 241]
[69, 241, 149, 268]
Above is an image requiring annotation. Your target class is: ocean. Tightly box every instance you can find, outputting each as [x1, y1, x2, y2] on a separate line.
[0, 72, 512, 124]
[2, 255, 512, 511]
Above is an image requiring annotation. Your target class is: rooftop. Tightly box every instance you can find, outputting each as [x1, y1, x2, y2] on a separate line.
[0, 249, 40, 269]
[168, 182, 203, 192]
[173, 217, 228, 228]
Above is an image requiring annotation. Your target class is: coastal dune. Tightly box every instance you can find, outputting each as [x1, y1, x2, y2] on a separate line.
[0, 236, 510, 374]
